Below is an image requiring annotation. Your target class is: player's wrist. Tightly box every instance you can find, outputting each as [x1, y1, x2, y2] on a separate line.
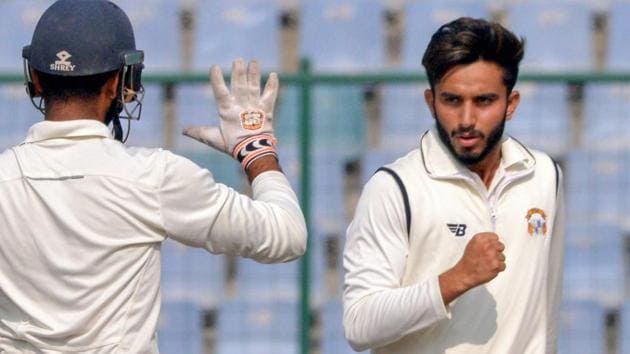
[232, 134, 278, 170]
[244, 154, 282, 182]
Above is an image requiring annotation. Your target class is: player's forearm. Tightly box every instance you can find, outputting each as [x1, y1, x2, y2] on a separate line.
[207, 171, 306, 263]
[343, 277, 449, 351]
[438, 264, 475, 305]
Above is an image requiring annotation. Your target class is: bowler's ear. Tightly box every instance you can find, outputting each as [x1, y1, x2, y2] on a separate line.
[506, 90, 520, 121]
[424, 88, 436, 118]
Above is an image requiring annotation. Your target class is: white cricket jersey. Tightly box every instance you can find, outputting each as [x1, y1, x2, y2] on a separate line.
[343, 130, 565, 354]
[0, 119, 306, 353]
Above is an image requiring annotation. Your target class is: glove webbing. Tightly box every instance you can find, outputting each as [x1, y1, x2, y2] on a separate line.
[232, 134, 277, 169]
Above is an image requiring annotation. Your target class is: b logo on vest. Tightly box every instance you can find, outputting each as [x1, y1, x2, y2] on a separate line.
[447, 223, 467, 237]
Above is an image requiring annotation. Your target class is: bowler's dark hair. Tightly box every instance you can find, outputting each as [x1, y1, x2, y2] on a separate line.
[422, 17, 525, 93]
[36, 69, 118, 104]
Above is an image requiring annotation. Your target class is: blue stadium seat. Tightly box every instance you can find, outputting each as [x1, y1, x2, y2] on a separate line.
[557, 300, 606, 354]
[565, 150, 630, 224]
[400, 0, 490, 69]
[300, 0, 385, 71]
[509, 83, 571, 156]
[321, 300, 363, 354]
[311, 151, 346, 304]
[562, 221, 625, 308]
[507, 2, 593, 71]
[161, 239, 225, 309]
[216, 299, 298, 354]
[300, 0, 381, 155]
[379, 84, 434, 152]
[312, 86, 367, 157]
[607, 2, 630, 70]
[0, 0, 51, 72]
[0, 83, 41, 151]
[583, 84, 630, 150]
[312, 151, 346, 238]
[157, 300, 203, 354]
[619, 301, 630, 354]
[175, 84, 243, 190]
[275, 85, 300, 149]
[114, 0, 181, 71]
[235, 258, 299, 303]
[193, 1, 281, 71]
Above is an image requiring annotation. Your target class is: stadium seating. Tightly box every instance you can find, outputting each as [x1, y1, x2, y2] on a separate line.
[0, 83, 41, 151]
[378, 84, 434, 153]
[114, 0, 181, 71]
[400, 0, 490, 69]
[300, 0, 384, 157]
[507, 1, 593, 71]
[321, 299, 362, 354]
[607, 2, 630, 70]
[508, 83, 571, 157]
[583, 83, 630, 151]
[216, 299, 298, 354]
[557, 300, 606, 354]
[299, 0, 385, 71]
[562, 221, 625, 308]
[234, 257, 299, 303]
[193, 0, 281, 71]
[274, 85, 301, 149]
[313, 86, 367, 157]
[0, 0, 50, 72]
[565, 150, 630, 225]
[161, 239, 225, 309]
[157, 300, 204, 354]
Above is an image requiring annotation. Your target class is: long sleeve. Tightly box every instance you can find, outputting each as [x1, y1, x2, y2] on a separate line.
[546, 167, 565, 354]
[343, 172, 449, 352]
[159, 152, 306, 263]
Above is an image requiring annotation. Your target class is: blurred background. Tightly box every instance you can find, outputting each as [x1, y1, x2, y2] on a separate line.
[1, 0, 629, 353]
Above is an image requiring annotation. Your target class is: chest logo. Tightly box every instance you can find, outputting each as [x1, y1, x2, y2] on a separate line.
[525, 208, 547, 237]
[447, 223, 467, 237]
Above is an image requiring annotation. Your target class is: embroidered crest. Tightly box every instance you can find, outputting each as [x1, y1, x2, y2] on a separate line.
[525, 208, 547, 237]
[240, 110, 264, 130]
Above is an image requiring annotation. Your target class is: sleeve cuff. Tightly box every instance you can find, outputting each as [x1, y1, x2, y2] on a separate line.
[427, 276, 452, 321]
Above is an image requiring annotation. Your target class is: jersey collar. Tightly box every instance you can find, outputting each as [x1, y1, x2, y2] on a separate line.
[419, 129, 536, 179]
[23, 119, 113, 144]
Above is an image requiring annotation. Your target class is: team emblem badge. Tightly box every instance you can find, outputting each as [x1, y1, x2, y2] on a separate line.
[240, 110, 264, 130]
[525, 208, 547, 237]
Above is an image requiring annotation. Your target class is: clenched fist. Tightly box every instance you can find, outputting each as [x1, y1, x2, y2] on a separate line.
[457, 232, 506, 287]
[439, 232, 506, 305]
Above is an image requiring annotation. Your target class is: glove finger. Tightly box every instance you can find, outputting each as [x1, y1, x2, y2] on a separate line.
[210, 65, 231, 110]
[261, 72, 279, 113]
[182, 125, 227, 152]
[231, 58, 248, 103]
[247, 60, 261, 103]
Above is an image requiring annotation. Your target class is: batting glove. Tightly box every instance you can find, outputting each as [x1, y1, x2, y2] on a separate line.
[183, 59, 279, 169]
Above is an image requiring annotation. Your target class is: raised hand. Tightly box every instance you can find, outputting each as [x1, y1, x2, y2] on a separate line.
[183, 58, 279, 169]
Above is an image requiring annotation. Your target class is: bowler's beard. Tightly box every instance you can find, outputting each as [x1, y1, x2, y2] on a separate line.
[435, 112, 506, 166]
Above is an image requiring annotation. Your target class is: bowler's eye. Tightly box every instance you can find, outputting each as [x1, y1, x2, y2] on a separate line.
[475, 95, 497, 105]
[442, 95, 461, 105]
